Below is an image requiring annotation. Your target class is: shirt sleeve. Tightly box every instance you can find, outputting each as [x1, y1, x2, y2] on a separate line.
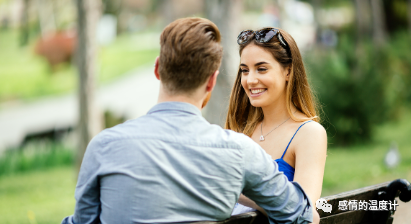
[241, 137, 313, 224]
[61, 136, 103, 224]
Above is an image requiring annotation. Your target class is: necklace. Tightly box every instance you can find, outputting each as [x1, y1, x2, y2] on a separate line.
[260, 116, 291, 141]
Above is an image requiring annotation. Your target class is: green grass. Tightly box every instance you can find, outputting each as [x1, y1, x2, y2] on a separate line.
[0, 30, 159, 102]
[0, 141, 74, 177]
[322, 107, 411, 196]
[0, 167, 76, 224]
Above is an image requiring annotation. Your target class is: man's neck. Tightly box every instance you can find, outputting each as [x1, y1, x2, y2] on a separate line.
[157, 87, 203, 111]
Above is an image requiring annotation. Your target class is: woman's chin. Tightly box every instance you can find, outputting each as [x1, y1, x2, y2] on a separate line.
[249, 100, 267, 108]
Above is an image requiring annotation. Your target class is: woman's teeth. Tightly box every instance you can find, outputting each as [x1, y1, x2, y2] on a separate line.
[251, 89, 266, 94]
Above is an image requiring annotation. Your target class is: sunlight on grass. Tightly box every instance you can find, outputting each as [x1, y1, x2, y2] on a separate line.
[0, 167, 76, 224]
[0, 30, 159, 102]
[322, 107, 411, 196]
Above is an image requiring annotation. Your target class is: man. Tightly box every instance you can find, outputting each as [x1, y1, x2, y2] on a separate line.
[62, 17, 319, 224]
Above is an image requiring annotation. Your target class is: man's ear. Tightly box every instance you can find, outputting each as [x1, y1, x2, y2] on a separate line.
[154, 56, 160, 80]
[206, 70, 219, 92]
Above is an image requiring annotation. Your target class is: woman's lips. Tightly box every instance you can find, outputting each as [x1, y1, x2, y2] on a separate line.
[250, 89, 267, 97]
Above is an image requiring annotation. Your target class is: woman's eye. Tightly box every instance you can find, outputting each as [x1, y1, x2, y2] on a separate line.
[241, 69, 249, 74]
[258, 68, 267, 72]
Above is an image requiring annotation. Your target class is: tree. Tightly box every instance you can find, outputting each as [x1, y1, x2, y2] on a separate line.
[370, 0, 387, 46]
[408, 0, 411, 35]
[35, 0, 56, 37]
[20, 0, 30, 46]
[75, 0, 103, 173]
[311, 0, 322, 45]
[354, 0, 372, 44]
[204, 0, 242, 127]
[160, 0, 176, 25]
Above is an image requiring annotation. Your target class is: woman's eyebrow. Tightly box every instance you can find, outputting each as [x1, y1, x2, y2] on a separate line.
[240, 62, 269, 67]
[255, 62, 269, 66]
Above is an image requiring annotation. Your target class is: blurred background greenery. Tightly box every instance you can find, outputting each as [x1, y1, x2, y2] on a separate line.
[0, 0, 411, 223]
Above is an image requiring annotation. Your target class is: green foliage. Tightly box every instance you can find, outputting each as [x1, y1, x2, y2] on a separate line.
[0, 30, 159, 103]
[306, 31, 411, 145]
[322, 106, 411, 196]
[0, 141, 74, 176]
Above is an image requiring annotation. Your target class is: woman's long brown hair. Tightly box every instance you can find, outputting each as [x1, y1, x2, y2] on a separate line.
[225, 28, 320, 137]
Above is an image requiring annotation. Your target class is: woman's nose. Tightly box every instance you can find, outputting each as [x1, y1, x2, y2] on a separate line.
[247, 74, 259, 85]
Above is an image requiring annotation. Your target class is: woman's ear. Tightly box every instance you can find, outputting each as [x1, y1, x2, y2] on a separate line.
[285, 66, 291, 81]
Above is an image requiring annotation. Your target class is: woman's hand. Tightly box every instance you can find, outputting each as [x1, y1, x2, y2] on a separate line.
[237, 194, 267, 216]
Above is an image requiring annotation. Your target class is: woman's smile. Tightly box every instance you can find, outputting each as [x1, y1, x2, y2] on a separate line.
[250, 88, 267, 97]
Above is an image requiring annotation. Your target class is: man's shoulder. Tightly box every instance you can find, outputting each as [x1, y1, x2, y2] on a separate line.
[99, 115, 150, 137]
[89, 118, 139, 146]
[215, 127, 260, 150]
[94, 115, 259, 152]
[220, 130, 268, 159]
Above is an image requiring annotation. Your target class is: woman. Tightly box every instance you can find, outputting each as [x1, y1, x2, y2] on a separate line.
[226, 28, 327, 215]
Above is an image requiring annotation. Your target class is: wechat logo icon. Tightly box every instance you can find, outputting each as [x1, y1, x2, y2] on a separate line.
[316, 198, 332, 213]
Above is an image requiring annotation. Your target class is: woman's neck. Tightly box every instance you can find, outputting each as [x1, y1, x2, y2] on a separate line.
[261, 95, 295, 126]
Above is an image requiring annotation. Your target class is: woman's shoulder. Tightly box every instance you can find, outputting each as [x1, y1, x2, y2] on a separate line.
[292, 120, 327, 152]
[292, 111, 326, 134]
[301, 120, 326, 135]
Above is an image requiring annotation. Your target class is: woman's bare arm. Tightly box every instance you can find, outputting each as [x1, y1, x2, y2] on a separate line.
[293, 121, 327, 205]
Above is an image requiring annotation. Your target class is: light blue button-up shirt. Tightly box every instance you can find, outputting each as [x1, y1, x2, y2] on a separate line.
[62, 102, 313, 224]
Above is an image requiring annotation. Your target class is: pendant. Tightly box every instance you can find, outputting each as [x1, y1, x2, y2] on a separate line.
[260, 135, 265, 141]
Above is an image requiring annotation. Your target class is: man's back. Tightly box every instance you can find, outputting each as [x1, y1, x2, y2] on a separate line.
[74, 102, 255, 223]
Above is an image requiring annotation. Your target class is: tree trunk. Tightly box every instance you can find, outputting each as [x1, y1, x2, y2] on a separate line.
[204, 0, 242, 127]
[20, 0, 30, 46]
[370, 0, 387, 46]
[354, 0, 372, 44]
[160, 0, 177, 26]
[353, 0, 371, 79]
[36, 0, 56, 37]
[75, 0, 103, 173]
[312, 0, 322, 45]
[408, 0, 411, 35]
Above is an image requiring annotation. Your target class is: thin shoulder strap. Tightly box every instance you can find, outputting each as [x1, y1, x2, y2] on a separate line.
[281, 120, 313, 159]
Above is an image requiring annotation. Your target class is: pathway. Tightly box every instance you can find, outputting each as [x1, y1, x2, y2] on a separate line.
[0, 65, 159, 153]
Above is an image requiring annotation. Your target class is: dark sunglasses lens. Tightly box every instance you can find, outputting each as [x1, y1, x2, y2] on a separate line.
[257, 29, 277, 43]
[237, 30, 254, 45]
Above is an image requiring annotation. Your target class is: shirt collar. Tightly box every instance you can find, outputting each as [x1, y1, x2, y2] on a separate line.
[147, 102, 202, 116]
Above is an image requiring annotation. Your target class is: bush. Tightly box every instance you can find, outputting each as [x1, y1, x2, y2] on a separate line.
[0, 141, 74, 176]
[306, 31, 411, 145]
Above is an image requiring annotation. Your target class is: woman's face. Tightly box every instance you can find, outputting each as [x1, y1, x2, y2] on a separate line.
[240, 43, 289, 108]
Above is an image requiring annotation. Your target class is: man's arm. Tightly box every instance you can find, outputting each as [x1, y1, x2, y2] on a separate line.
[62, 137, 102, 224]
[241, 138, 314, 224]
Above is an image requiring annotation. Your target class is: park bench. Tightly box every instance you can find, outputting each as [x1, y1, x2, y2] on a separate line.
[193, 179, 411, 224]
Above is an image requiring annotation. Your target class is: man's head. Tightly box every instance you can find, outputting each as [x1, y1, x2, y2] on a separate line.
[156, 17, 223, 98]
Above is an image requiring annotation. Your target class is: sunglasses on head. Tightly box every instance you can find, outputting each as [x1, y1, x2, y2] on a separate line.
[237, 28, 290, 52]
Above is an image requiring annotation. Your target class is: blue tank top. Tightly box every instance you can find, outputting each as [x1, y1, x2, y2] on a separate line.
[274, 121, 312, 181]
[231, 121, 313, 216]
